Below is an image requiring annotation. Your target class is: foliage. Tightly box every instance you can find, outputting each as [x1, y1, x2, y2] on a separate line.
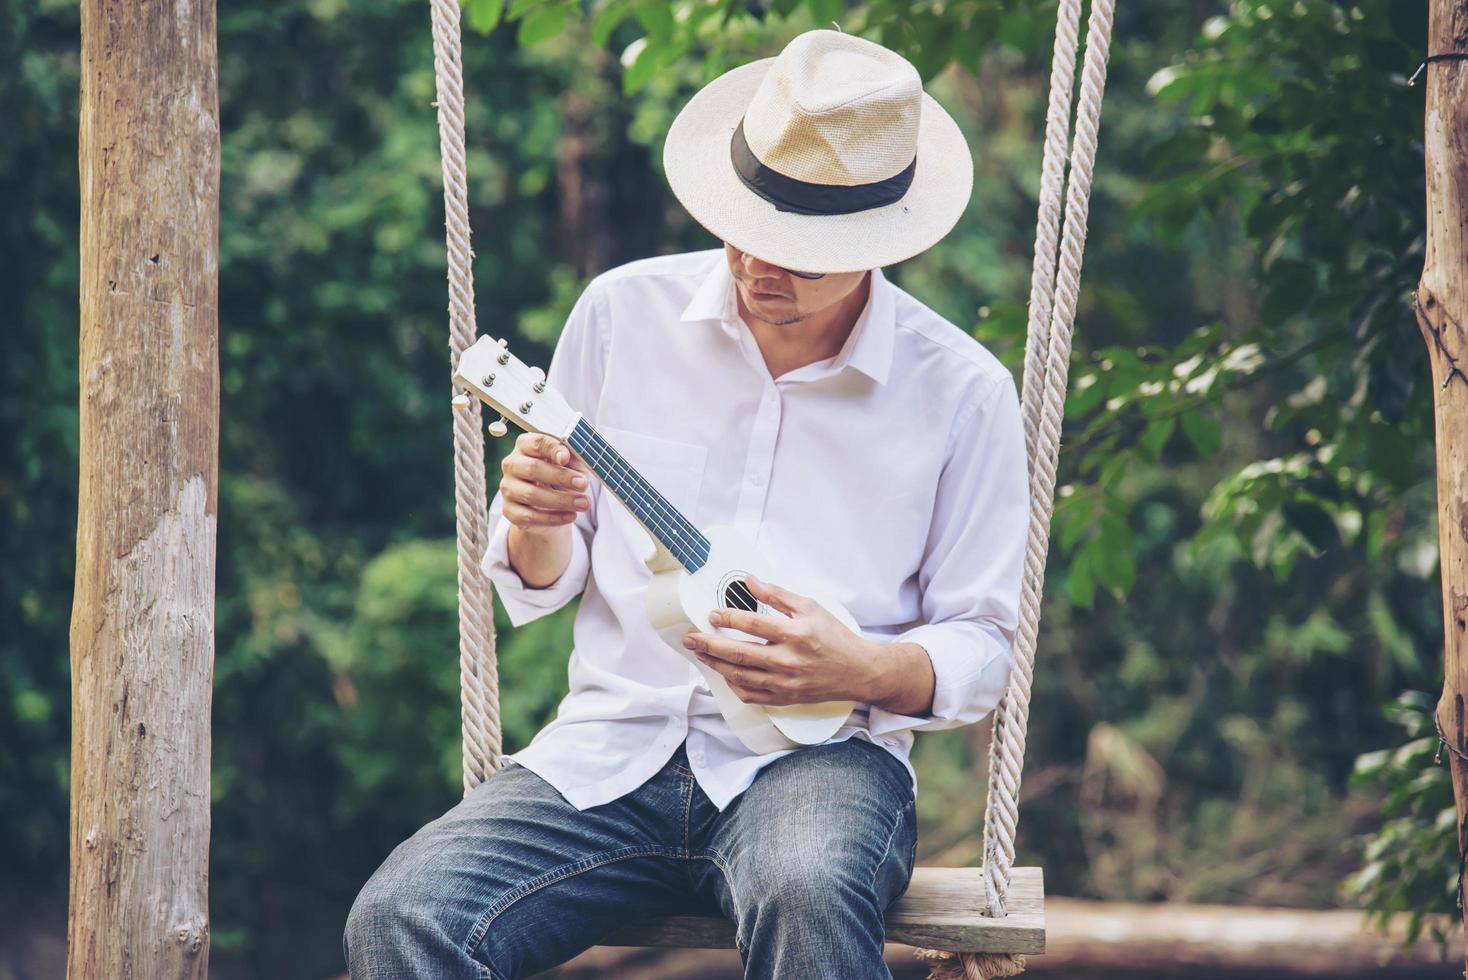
[0, 0, 1452, 974]
[1347, 690, 1457, 947]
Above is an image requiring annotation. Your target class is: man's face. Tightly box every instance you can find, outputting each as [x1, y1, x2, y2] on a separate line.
[724, 243, 869, 327]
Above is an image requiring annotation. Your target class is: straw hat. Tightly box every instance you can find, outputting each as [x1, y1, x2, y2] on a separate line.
[663, 29, 973, 275]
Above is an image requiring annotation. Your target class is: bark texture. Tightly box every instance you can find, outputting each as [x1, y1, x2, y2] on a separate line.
[70, 1, 220, 977]
[1422, 0, 1468, 965]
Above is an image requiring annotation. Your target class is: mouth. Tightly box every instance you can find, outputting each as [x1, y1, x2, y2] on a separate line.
[743, 281, 787, 302]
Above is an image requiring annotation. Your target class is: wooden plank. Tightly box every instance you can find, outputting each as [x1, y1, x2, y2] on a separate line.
[600, 866, 1045, 954]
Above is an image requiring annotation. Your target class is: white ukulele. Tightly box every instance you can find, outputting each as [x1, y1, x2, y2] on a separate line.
[452, 334, 859, 754]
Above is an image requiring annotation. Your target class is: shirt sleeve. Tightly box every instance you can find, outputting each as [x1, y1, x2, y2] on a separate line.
[866, 373, 1029, 737]
[480, 277, 609, 628]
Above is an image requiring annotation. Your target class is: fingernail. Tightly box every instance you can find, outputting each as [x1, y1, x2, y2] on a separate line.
[557, 450, 568, 464]
[708, 612, 723, 625]
[572, 475, 587, 488]
[682, 635, 696, 648]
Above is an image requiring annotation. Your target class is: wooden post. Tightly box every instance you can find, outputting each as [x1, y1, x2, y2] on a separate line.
[70, 0, 219, 977]
[1422, 0, 1468, 964]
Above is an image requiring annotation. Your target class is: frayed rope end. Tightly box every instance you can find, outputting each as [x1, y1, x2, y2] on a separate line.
[912, 948, 1027, 980]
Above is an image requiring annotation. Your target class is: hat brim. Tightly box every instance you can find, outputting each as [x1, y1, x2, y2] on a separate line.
[663, 58, 974, 275]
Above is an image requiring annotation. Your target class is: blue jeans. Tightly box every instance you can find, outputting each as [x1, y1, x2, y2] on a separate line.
[344, 736, 918, 979]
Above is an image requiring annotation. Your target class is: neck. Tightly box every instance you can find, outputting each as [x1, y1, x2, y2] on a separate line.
[738, 271, 871, 377]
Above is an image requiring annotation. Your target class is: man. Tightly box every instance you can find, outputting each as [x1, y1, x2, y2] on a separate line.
[345, 28, 1028, 980]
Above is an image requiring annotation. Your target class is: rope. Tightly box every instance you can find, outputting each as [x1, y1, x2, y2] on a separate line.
[430, 0, 504, 793]
[979, 0, 1084, 921]
[915, 1, 1116, 971]
[976, 0, 1116, 937]
[915, 949, 1028, 979]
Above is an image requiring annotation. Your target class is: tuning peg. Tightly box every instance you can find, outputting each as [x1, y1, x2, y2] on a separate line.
[529, 366, 546, 392]
[451, 393, 472, 411]
[488, 415, 509, 438]
[496, 337, 509, 347]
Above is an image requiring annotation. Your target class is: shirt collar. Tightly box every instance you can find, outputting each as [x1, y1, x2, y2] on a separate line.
[678, 257, 894, 386]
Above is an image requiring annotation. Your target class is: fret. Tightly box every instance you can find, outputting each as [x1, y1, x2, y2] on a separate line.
[567, 419, 710, 573]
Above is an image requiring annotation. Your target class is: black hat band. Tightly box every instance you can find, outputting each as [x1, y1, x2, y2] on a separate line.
[730, 118, 916, 216]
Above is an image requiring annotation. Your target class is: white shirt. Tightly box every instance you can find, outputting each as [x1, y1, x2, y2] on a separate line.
[481, 248, 1028, 811]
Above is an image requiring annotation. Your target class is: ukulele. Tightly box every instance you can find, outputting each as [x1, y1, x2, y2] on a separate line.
[452, 334, 859, 754]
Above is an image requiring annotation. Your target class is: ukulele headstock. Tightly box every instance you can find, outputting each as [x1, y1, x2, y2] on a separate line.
[451, 334, 579, 439]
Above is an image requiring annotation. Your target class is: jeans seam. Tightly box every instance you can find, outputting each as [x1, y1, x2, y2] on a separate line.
[682, 769, 695, 851]
[870, 798, 915, 900]
[696, 850, 748, 956]
[462, 845, 680, 963]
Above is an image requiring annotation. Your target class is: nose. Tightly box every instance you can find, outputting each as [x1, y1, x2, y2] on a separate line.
[737, 249, 782, 278]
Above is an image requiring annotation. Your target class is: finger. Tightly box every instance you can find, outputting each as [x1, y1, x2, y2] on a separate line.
[707, 607, 788, 642]
[505, 451, 588, 492]
[695, 650, 781, 695]
[502, 457, 587, 498]
[727, 681, 779, 706]
[687, 631, 788, 672]
[518, 432, 573, 467]
[744, 574, 810, 616]
[503, 477, 590, 513]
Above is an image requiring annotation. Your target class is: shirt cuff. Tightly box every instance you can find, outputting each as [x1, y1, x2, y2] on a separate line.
[480, 511, 592, 628]
[864, 622, 1014, 737]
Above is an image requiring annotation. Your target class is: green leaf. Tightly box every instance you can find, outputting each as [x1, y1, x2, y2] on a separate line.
[1282, 500, 1338, 553]
[517, 3, 569, 46]
[591, 0, 636, 45]
[1140, 416, 1176, 460]
[1066, 547, 1096, 608]
[621, 36, 661, 93]
[1057, 496, 1096, 552]
[1094, 513, 1136, 594]
[465, 0, 505, 33]
[633, 2, 674, 41]
[1180, 411, 1221, 456]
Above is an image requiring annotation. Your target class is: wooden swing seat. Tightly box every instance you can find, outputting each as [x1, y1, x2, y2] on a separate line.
[601, 866, 1045, 954]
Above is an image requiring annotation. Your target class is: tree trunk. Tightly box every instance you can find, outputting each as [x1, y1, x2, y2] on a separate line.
[70, 0, 220, 977]
[1423, 0, 1468, 966]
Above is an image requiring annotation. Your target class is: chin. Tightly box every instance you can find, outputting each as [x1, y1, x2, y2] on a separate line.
[752, 309, 807, 327]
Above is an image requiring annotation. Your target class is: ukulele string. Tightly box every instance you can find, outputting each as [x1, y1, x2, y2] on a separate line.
[567, 423, 710, 570]
[577, 439, 708, 569]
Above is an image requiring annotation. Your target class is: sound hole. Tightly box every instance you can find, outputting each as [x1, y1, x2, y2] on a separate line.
[722, 577, 759, 613]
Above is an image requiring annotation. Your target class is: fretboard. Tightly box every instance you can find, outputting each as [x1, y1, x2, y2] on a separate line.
[566, 418, 710, 573]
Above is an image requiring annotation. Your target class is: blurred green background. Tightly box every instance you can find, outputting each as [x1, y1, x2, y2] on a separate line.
[1, 0, 1455, 976]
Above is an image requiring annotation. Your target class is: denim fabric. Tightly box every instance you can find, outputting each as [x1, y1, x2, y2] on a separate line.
[344, 736, 918, 979]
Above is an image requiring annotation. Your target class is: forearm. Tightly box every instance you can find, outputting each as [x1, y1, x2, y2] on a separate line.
[506, 524, 573, 589]
[866, 640, 936, 717]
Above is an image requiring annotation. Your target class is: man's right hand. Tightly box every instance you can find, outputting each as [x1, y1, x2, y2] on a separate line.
[499, 432, 593, 535]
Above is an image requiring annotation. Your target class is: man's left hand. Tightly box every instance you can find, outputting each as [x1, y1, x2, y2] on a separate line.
[681, 574, 880, 706]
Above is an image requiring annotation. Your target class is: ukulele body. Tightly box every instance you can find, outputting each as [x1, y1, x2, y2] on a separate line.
[449, 337, 858, 755]
[642, 523, 860, 754]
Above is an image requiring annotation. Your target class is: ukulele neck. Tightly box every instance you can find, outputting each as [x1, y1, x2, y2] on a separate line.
[566, 418, 710, 573]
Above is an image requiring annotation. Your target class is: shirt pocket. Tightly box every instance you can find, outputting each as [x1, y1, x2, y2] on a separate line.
[593, 425, 708, 559]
